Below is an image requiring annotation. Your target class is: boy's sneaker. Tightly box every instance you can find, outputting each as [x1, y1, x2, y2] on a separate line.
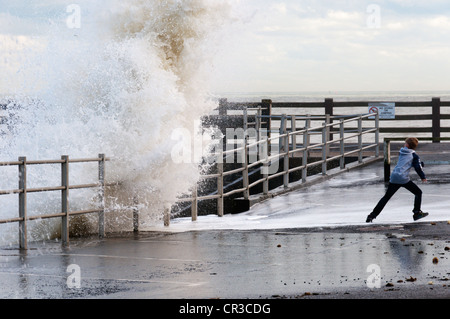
[413, 210, 429, 221]
[366, 215, 375, 223]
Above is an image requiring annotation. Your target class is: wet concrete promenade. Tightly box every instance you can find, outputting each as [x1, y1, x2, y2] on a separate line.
[0, 158, 449, 300]
[1, 222, 449, 300]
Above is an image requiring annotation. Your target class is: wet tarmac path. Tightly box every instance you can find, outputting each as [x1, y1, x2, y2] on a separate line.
[1, 222, 449, 299]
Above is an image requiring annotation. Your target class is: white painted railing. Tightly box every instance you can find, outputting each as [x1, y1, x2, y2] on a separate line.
[168, 112, 380, 225]
[0, 154, 107, 249]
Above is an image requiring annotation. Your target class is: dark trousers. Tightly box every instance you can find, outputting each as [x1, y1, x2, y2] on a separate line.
[370, 181, 422, 218]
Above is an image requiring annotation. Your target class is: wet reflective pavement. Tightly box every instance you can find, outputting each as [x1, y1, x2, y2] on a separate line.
[1, 223, 449, 299]
[0, 163, 449, 299]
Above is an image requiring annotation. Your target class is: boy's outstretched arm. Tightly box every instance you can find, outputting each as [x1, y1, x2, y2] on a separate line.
[412, 153, 427, 182]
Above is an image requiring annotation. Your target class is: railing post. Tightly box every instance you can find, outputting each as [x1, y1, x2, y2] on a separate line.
[279, 114, 287, 153]
[284, 132, 289, 188]
[339, 119, 345, 169]
[375, 112, 380, 157]
[18, 156, 27, 250]
[305, 115, 311, 157]
[61, 155, 69, 246]
[133, 197, 139, 232]
[243, 107, 248, 133]
[164, 206, 170, 227]
[217, 154, 224, 217]
[218, 98, 227, 116]
[384, 139, 391, 183]
[358, 116, 363, 163]
[325, 98, 334, 142]
[98, 153, 105, 238]
[432, 97, 441, 143]
[262, 138, 269, 195]
[255, 106, 261, 160]
[256, 106, 262, 144]
[261, 99, 272, 155]
[322, 123, 327, 175]
[243, 136, 250, 200]
[191, 185, 198, 222]
[290, 115, 296, 158]
[279, 114, 289, 187]
[302, 124, 309, 182]
[325, 114, 331, 155]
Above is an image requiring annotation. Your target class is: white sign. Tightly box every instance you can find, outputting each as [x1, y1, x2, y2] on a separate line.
[368, 103, 395, 119]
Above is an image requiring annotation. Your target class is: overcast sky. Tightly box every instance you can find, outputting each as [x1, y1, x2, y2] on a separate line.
[214, 0, 450, 93]
[1, 0, 450, 94]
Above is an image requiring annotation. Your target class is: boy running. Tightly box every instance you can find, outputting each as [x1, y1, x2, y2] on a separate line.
[366, 137, 428, 223]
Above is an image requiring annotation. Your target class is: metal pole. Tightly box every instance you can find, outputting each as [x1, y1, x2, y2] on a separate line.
[243, 107, 248, 133]
[384, 139, 391, 183]
[218, 98, 227, 115]
[98, 153, 105, 238]
[262, 138, 269, 195]
[61, 155, 69, 246]
[243, 136, 249, 200]
[164, 206, 170, 227]
[279, 114, 286, 154]
[305, 115, 311, 157]
[256, 106, 261, 143]
[302, 124, 309, 183]
[358, 116, 363, 163]
[339, 119, 345, 169]
[325, 114, 331, 155]
[291, 115, 297, 158]
[325, 98, 334, 142]
[375, 112, 380, 157]
[261, 99, 272, 155]
[279, 114, 289, 187]
[217, 156, 224, 217]
[191, 185, 198, 222]
[133, 198, 139, 232]
[18, 156, 27, 250]
[284, 133, 289, 188]
[322, 124, 327, 175]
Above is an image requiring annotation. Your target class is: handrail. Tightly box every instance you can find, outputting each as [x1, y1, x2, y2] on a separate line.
[171, 112, 380, 224]
[0, 154, 108, 249]
[0, 157, 105, 166]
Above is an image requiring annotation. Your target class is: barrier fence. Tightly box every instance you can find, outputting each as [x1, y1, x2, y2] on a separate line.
[3, 97, 447, 242]
[170, 111, 380, 225]
[216, 97, 450, 142]
[0, 154, 107, 249]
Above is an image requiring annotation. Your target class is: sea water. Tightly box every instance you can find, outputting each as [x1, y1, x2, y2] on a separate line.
[0, 0, 234, 244]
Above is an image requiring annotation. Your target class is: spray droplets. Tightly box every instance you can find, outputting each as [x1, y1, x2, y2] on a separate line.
[1, 0, 235, 241]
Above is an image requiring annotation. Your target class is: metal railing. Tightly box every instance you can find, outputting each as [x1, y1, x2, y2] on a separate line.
[0, 154, 107, 249]
[169, 112, 380, 225]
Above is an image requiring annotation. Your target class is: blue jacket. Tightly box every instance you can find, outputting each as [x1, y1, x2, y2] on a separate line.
[390, 147, 426, 184]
